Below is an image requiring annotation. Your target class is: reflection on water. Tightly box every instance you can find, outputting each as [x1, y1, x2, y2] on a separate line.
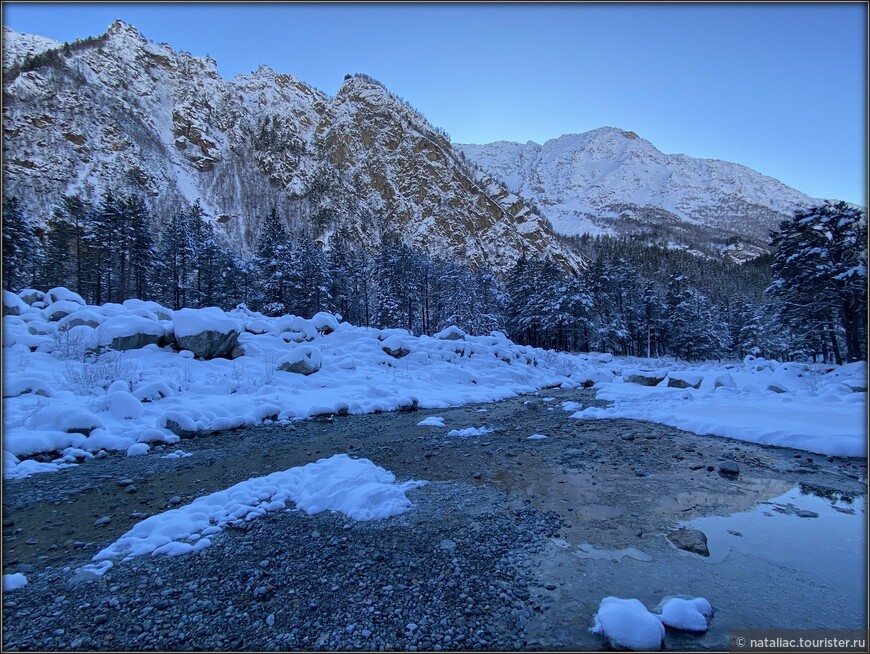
[687, 486, 867, 602]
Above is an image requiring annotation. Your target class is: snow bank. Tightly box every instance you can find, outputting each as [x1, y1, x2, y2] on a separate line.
[94, 454, 425, 562]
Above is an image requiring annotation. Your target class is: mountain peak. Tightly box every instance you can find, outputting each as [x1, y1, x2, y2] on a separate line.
[106, 19, 145, 42]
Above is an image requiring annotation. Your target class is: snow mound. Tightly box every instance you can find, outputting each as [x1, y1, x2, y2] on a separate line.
[528, 433, 548, 440]
[417, 416, 446, 427]
[591, 597, 665, 651]
[93, 454, 426, 562]
[654, 596, 713, 632]
[447, 426, 493, 437]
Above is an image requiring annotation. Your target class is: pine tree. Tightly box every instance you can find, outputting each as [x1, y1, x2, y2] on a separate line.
[125, 195, 156, 300]
[254, 207, 293, 315]
[3, 196, 41, 292]
[768, 201, 867, 362]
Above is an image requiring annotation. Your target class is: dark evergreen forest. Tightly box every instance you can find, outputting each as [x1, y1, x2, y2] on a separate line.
[3, 193, 865, 363]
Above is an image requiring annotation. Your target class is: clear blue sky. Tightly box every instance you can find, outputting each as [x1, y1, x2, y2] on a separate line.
[3, 2, 867, 205]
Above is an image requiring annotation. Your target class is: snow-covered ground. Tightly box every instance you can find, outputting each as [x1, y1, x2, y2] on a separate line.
[569, 355, 867, 457]
[3, 288, 866, 482]
[2, 288, 575, 479]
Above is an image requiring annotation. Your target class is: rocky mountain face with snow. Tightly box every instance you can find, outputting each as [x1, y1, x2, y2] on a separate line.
[457, 129, 823, 262]
[2, 22, 580, 273]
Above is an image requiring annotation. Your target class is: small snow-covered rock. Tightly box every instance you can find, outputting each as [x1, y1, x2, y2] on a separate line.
[654, 596, 713, 632]
[434, 325, 467, 341]
[108, 391, 144, 420]
[311, 311, 340, 335]
[597, 352, 614, 363]
[591, 597, 664, 651]
[713, 373, 737, 389]
[382, 334, 410, 359]
[2, 573, 28, 592]
[277, 346, 322, 375]
[126, 443, 149, 457]
[417, 416, 446, 427]
[667, 372, 702, 389]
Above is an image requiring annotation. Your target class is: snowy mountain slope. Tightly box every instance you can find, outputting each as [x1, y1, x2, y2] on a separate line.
[2, 22, 581, 273]
[457, 128, 824, 258]
[1, 25, 59, 70]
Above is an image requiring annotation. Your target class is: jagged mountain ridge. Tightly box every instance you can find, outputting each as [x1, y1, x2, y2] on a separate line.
[1, 22, 580, 273]
[457, 129, 824, 261]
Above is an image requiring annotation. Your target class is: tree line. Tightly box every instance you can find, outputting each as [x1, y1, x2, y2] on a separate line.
[3, 193, 865, 363]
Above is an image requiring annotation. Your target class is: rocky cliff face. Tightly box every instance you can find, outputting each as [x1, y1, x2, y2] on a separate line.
[2, 22, 581, 273]
[457, 128, 824, 261]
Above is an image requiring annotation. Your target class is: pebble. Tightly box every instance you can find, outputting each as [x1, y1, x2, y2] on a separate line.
[93, 516, 111, 527]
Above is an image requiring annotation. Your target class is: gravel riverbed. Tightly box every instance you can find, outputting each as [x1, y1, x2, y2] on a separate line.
[3, 388, 867, 650]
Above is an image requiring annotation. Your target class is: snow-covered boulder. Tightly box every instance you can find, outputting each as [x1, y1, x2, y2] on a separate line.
[100, 314, 166, 351]
[29, 404, 104, 436]
[107, 391, 144, 420]
[597, 352, 614, 363]
[382, 334, 411, 359]
[42, 299, 82, 322]
[434, 325, 467, 341]
[312, 311, 340, 335]
[44, 287, 85, 305]
[277, 346, 322, 376]
[17, 289, 44, 305]
[58, 308, 103, 330]
[654, 596, 713, 633]
[3, 290, 29, 316]
[2, 376, 53, 398]
[623, 369, 668, 386]
[591, 597, 665, 651]
[712, 373, 737, 389]
[173, 308, 241, 359]
[667, 372, 702, 389]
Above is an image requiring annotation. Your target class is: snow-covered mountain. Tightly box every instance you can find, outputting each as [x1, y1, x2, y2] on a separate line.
[457, 129, 824, 261]
[1, 22, 581, 273]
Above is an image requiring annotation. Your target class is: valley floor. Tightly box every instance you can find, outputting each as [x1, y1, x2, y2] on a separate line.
[2, 388, 866, 651]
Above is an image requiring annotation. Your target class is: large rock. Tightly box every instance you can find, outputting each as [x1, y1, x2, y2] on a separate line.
[99, 315, 166, 351]
[666, 528, 709, 557]
[718, 460, 740, 476]
[173, 307, 241, 359]
[3, 290, 28, 316]
[623, 369, 668, 386]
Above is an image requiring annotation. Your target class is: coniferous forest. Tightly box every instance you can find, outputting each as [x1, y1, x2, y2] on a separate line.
[3, 192, 866, 363]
